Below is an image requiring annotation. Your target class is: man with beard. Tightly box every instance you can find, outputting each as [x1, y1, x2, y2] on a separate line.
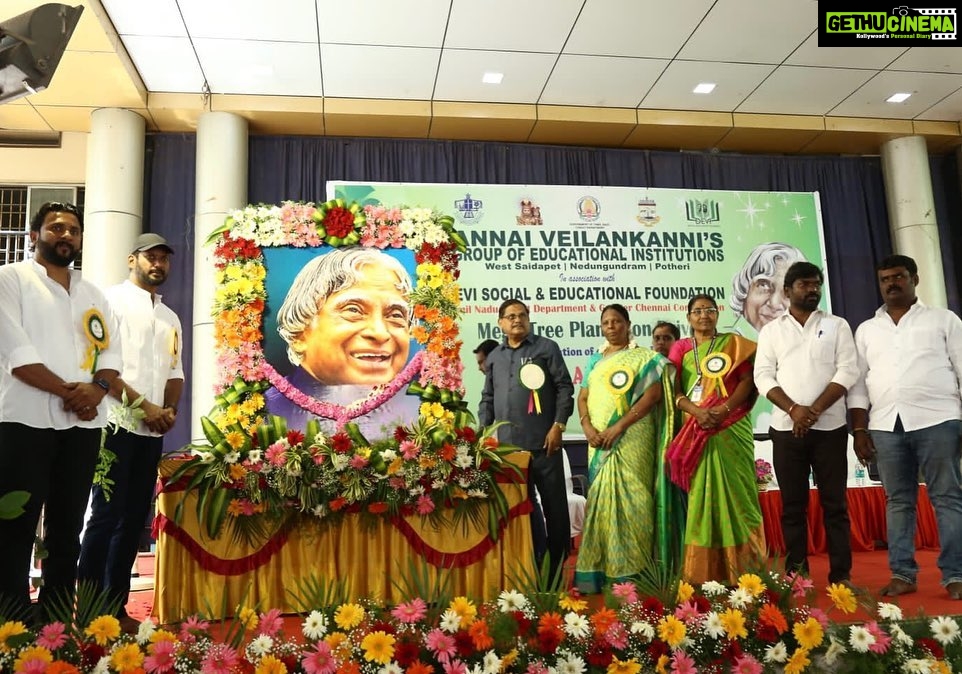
[849, 255, 962, 599]
[79, 233, 183, 631]
[754, 261, 858, 585]
[0, 202, 123, 621]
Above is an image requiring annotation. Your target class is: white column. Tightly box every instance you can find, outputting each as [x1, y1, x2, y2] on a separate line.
[192, 112, 248, 441]
[82, 108, 145, 288]
[880, 135, 947, 308]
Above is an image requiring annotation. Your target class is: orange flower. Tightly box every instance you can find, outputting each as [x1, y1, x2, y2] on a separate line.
[440, 444, 456, 461]
[337, 662, 361, 674]
[229, 464, 248, 481]
[47, 663, 81, 674]
[590, 607, 619, 635]
[407, 662, 434, 674]
[368, 502, 389, 514]
[469, 620, 494, 650]
[482, 437, 499, 449]
[758, 603, 789, 634]
[538, 612, 564, 634]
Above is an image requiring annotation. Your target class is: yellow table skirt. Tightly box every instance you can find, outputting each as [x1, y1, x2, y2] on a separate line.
[155, 453, 534, 622]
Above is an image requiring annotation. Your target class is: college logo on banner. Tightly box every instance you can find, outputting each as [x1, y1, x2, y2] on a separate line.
[454, 193, 484, 224]
[685, 199, 721, 226]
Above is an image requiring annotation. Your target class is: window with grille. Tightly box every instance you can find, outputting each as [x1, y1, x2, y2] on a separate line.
[0, 186, 85, 266]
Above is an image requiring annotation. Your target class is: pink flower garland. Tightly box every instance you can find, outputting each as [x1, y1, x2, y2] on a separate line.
[263, 351, 425, 429]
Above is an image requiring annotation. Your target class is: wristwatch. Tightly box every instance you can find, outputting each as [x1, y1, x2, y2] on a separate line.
[93, 378, 110, 392]
[554, 422, 566, 432]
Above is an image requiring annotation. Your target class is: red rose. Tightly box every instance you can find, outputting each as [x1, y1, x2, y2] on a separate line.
[393, 426, 409, 442]
[918, 637, 945, 659]
[512, 611, 532, 634]
[287, 430, 305, 445]
[642, 597, 664, 614]
[536, 629, 563, 654]
[324, 206, 355, 238]
[453, 631, 474, 657]
[394, 641, 420, 666]
[755, 624, 778, 643]
[647, 641, 669, 660]
[332, 433, 352, 454]
[585, 642, 613, 667]
[456, 426, 477, 443]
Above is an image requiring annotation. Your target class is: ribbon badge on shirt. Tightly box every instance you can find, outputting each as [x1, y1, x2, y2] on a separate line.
[169, 328, 180, 368]
[519, 362, 545, 415]
[81, 308, 110, 374]
[607, 368, 632, 415]
[700, 351, 732, 397]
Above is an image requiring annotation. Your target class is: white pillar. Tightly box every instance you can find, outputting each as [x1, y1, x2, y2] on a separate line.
[82, 108, 146, 288]
[880, 135, 947, 308]
[192, 112, 248, 441]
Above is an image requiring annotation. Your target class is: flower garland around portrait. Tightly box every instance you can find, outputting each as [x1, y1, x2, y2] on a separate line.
[169, 198, 506, 542]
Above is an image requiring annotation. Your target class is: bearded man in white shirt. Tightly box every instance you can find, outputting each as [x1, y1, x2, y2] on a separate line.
[77, 233, 184, 632]
[755, 261, 858, 585]
[849, 254, 962, 600]
[0, 202, 123, 622]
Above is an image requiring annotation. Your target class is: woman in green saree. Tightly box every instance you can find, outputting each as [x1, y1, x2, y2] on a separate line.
[668, 293, 766, 586]
[574, 304, 681, 593]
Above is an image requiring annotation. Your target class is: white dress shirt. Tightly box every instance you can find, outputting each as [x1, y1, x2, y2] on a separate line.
[755, 309, 859, 432]
[106, 280, 185, 437]
[848, 300, 962, 432]
[0, 260, 123, 430]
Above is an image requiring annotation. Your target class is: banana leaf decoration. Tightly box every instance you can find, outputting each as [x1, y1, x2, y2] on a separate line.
[407, 382, 475, 428]
[312, 198, 365, 247]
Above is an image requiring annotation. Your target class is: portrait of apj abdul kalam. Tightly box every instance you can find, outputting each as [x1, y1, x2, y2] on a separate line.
[264, 246, 422, 438]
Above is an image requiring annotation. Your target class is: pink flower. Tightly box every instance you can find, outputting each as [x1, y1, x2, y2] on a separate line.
[349, 454, 369, 469]
[388, 476, 406, 490]
[442, 659, 468, 674]
[399, 440, 420, 460]
[865, 621, 892, 654]
[200, 643, 240, 674]
[392, 598, 428, 623]
[808, 607, 830, 629]
[605, 622, 628, 649]
[179, 615, 210, 642]
[36, 621, 67, 650]
[265, 441, 288, 466]
[259, 608, 284, 636]
[416, 494, 436, 515]
[673, 600, 703, 625]
[611, 582, 638, 605]
[145, 638, 176, 673]
[787, 572, 814, 598]
[426, 628, 457, 662]
[302, 642, 336, 674]
[16, 657, 47, 674]
[733, 654, 763, 674]
[670, 651, 697, 674]
[525, 663, 549, 674]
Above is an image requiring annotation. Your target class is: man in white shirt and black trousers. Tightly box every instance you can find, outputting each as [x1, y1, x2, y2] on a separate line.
[754, 261, 859, 586]
[79, 233, 184, 632]
[849, 254, 962, 600]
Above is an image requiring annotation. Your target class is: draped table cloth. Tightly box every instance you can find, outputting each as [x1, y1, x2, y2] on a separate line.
[154, 453, 534, 622]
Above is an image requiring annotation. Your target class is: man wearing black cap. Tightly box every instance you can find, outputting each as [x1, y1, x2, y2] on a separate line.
[79, 232, 184, 632]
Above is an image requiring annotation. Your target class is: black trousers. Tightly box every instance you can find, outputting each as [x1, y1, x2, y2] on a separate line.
[528, 448, 570, 583]
[78, 429, 162, 617]
[0, 422, 100, 619]
[770, 425, 852, 583]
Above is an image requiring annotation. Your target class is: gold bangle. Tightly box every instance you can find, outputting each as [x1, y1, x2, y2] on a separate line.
[675, 394, 687, 407]
[579, 413, 590, 422]
[788, 403, 798, 415]
[852, 427, 868, 434]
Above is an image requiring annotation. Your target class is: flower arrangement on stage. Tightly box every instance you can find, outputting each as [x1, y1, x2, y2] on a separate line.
[169, 198, 501, 541]
[755, 459, 774, 490]
[3, 571, 961, 674]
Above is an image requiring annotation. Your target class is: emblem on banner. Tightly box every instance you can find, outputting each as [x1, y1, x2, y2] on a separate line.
[454, 193, 484, 224]
[516, 199, 543, 226]
[577, 196, 601, 222]
[636, 196, 661, 226]
[685, 199, 720, 226]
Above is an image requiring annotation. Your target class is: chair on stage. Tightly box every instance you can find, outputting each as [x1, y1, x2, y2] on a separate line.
[563, 449, 586, 546]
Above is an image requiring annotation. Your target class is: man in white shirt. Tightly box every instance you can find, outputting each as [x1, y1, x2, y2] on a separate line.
[755, 261, 858, 585]
[78, 233, 184, 631]
[0, 202, 122, 621]
[849, 254, 962, 599]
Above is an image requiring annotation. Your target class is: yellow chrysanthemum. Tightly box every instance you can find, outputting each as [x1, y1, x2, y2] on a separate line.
[793, 617, 824, 650]
[449, 596, 477, 626]
[429, 402, 445, 419]
[334, 603, 365, 630]
[655, 654, 670, 674]
[85, 615, 121, 646]
[238, 606, 259, 630]
[657, 615, 686, 649]
[255, 654, 288, 674]
[558, 593, 588, 612]
[935, 662, 951, 674]
[110, 643, 145, 673]
[325, 631, 352, 658]
[606, 656, 641, 674]
[361, 630, 396, 664]
[784, 647, 811, 674]
[737, 573, 766, 597]
[13, 645, 52, 671]
[720, 608, 748, 640]
[149, 629, 177, 645]
[229, 463, 248, 481]
[676, 581, 694, 603]
[387, 457, 404, 475]
[827, 583, 857, 614]
[356, 447, 371, 459]
[501, 648, 519, 671]
[225, 430, 246, 450]
[0, 620, 27, 653]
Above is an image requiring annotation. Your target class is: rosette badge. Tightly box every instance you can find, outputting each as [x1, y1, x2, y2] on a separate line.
[81, 308, 110, 373]
[519, 362, 545, 414]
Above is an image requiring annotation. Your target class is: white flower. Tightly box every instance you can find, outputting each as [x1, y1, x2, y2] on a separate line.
[302, 610, 328, 639]
[563, 612, 590, 639]
[555, 651, 587, 674]
[381, 449, 398, 462]
[848, 625, 876, 652]
[312, 504, 328, 518]
[727, 587, 754, 609]
[431, 479, 446, 490]
[440, 609, 461, 632]
[409, 485, 425, 496]
[135, 617, 156, 644]
[467, 488, 487, 498]
[482, 651, 501, 674]
[192, 449, 215, 464]
[286, 461, 302, 477]
[878, 602, 903, 621]
[332, 454, 350, 471]
[223, 451, 240, 464]
[764, 642, 788, 663]
[458, 478, 472, 489]
[822, 636, 847, 666]
[701, 580, 727, 596]
[497, 589, 528, 612]
[930, 615, 960, 645]
[702, 611, 726, 639]
[903, 659, 934, 674]
[891, 623, 915, 646]
[91, 656, 111, 674]
[629, 621, 654, 640]
[455, 453, 473, 469]
[248, 634, 274, 657]
[313, 431, 328, 446]
[380, 664, 404, 674]
[248, 449, 263, 464]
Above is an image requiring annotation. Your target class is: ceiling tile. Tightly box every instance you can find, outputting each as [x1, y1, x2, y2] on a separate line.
[540, 55, 668, 107]
[194, 39, 323, 96]
[678, 0, 815, 63]
[100, 0, 187, 37]
[888, 48, 962, 75]
[122, 37, 205, 93]
[916, 88, 962, 121]
[830, 71, 962, 120]
[315, 0, 449, 47]
[0, 104, 50, 131]
[785, 33, 905, 69]
[565, 0, 715, 59]
[435, 50, 556, 103]
[640, 61, 775, 112]
[737, 66, 877, 116]
[444, 0, 582, 52]
[320, 45, 438, 99]
[178, 0, 318, 42]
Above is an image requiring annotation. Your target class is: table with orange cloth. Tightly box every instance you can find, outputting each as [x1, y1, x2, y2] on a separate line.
[154, 453, 534, 623]
[759, 484, 940, 556]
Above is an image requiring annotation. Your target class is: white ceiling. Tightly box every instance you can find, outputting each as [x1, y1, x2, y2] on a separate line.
[97, 0, 962, 122]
